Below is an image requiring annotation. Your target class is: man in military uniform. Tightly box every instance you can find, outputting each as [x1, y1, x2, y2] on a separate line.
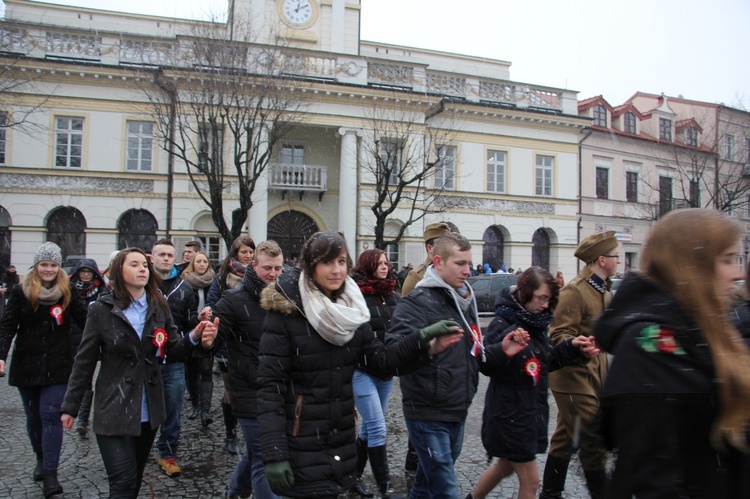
[401, 223, 451, 296]
[540, 230, 618, 499]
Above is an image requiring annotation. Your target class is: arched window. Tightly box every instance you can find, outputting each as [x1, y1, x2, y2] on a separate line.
[118, 209, 158, 251]
[0, 206, 10, 271]
[482, 225, 505, 273]
[47, 207, 86, 259]
[532, 228, 551, 271]
[267, 211, 319, 263]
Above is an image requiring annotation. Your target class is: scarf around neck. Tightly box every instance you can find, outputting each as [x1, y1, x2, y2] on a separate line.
[182, 267, 216, 290]
[226, 258, 247, 290]
[354, 273, 396, 297]
[298, 270, 371, 346]
[25, 282, 63, 306]
[74, 278, 102, 302]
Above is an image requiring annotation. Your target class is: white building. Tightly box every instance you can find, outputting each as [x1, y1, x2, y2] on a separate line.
[0, 0, 587, 276]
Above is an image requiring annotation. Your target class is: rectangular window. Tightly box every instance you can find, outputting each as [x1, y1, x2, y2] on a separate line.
[198, 123, 224, 171]
[434, 145, 455, 189]
[126, 121, 154, 171]
[281, 144, 305, 164]
[725, 134, 735, 160]
[380, 140, 401, 186]
[593, 105, 607, 127]
[624, 252, 636, 272]
[595, 167, 609, 199]
[690, 179, 701, 207]
[387, 243, 399, 271]
[0, 112, 7, 164]
[55, 117, 83, 167]
[659, 118, 672, 141]
[626, 171, 638, 202]
[659, 175, 673, 217]
[535, 155, 553, 196]
[686, 126, 698, 147]
[486, 150, 506, 193]
[197, 235, 221, 267]
[624, 111, 636, 134]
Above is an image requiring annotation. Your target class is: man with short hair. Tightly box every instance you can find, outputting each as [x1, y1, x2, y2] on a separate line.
[177, 240, 203, 274]
[540, 230, 618, 499]
[387, 232, 527, 498]
[400, 223, 451, 296]
[213, 241, 284, 499]
[151, 238, 199, 477]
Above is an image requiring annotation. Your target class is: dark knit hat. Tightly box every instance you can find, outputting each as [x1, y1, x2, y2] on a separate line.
[574, 230, 618, 263]
[423, 223, 451, 243]
[33, 242, 63, 266]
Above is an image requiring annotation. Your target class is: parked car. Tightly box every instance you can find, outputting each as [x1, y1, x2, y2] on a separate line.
[610, 277, 623, 294]
[467, 273, 518, 314]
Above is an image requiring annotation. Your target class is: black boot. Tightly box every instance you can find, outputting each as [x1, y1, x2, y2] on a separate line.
[539, 454, 570, 499]
[584, 469, 608, 499]
[222, 402, 238, 454]
[33, 458, 44, 482]
[368, 445, 405, 499]
[200, 380, 213, 427]
[404, 439, 419, 473]
[76, 389, 94, 436]
[187, 365, 201, 420]
[42, 469, 63, 498]
[350, 437, 373, 498]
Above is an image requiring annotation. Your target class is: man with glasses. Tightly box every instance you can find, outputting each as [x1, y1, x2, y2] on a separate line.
[540, 230, 618, 499]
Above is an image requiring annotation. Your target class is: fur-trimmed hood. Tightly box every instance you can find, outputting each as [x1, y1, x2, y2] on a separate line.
[260, 268, 303, 316]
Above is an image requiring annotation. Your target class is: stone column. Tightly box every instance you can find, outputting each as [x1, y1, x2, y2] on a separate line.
[337, 127, 361, 253]
[248, 127, 269, 243]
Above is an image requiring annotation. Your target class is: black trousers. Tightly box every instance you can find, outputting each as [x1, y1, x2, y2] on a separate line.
[96, 423, 158, 499]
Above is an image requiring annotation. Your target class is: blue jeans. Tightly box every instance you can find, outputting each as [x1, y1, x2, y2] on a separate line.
[157, 362, 186, 459]
[405, 419, 465, 499]
[18, 384, 67, 470]
[229, 418, 279, 499]
[352, 369, 393, 447]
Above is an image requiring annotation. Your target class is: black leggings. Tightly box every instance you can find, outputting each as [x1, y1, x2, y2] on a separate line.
[96, 423, 158, 499]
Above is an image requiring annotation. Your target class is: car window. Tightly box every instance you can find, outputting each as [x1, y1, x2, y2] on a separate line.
[468, 278, 489, 291]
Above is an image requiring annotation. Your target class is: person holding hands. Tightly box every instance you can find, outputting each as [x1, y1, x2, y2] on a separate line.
[60, 247, 217, 499]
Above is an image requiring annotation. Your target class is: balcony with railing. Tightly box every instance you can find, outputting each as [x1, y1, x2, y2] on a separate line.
[268, 163, 327, 200]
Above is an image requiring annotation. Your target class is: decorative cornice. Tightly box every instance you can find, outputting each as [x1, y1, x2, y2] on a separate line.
[0, 172, 154, 192]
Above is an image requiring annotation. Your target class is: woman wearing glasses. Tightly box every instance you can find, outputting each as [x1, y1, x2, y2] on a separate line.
[467, 267, 599, 499]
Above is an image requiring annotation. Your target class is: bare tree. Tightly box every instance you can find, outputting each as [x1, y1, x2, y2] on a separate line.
[359, 97, 463, 250]
[139, 19, 310, 249]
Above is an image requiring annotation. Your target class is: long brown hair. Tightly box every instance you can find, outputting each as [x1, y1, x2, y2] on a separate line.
[300, 231, 351, 300]
[183, 251, 212, 276]
[23, 266, 71, 311]
[641, 208, 750, 449]
[109, 247, 169, 315]
[219, 235, 255, 287]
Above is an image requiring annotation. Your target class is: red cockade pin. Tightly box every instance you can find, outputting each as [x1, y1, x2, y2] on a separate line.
[524, 357, 541, 386]
[153, 328, 168, 359]
[50, 305, 64, 326]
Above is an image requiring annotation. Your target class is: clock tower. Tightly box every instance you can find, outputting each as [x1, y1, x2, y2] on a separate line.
[227, 0, 361, 55]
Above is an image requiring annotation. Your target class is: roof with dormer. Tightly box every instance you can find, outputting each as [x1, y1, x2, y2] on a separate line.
[578, 95, 614, 113]
[675, 118, 703, 133]
[611, 102, 645, 119]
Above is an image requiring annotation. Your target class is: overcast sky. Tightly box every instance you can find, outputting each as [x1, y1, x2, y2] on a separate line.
[7, 0, 749, 108]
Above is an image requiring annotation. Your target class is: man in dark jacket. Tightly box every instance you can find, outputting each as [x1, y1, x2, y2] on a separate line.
[213, 241, 284, 499]
[386, 233, 525, 498]
[151, 239, 199, 477]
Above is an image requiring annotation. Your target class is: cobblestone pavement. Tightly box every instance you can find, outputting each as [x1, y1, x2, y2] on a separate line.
[1, 346, 594, 498]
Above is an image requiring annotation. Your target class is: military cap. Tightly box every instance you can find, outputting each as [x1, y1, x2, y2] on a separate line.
[424, 222, 451, 243]
[575, 230, 618, 263]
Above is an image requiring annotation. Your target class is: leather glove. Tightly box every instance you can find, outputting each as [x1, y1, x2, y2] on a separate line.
[265, 460, 294, 490]
[420, 319, 461, 342]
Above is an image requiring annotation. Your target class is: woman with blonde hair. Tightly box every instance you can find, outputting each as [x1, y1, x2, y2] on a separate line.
[595, 208, 750, 497]
[0, 242, 88, 497]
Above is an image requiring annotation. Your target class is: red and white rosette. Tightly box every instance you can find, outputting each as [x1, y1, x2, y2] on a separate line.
[524, 357, 541, 386]
[50, 305, 64, 326]
[153, 328, 168, 360]
[469, 324, 483, 358]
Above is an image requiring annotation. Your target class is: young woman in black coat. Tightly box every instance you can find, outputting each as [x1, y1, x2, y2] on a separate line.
[468, 267, 598, 499]
[0, 242, 88, 497]
[60, 248, 217, 499]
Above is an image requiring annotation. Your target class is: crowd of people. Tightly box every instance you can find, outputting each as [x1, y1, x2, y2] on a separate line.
[2, 207, 750, 498]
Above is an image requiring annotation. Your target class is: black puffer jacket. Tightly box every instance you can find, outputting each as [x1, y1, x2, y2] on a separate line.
[256, 270, 425, 498]
[158, 272, 197, 359]
[596, 272, 748, 498]
[0, 282, 88, 387]
[352, 272, 399, 378]
[481, 286, 580, 461]
[212, 267, 268, 418]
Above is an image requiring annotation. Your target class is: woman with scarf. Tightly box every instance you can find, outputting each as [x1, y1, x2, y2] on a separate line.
[467, 267, 598, 499]
[181, 251, 216, 424]
[68, 258, 108, 437]
[257, 232, 463, 499]
[595, 208, 750, 498]
[206, 236, 255, 453]
[0, 242, 88, 497]
[350, 249, 403, 499]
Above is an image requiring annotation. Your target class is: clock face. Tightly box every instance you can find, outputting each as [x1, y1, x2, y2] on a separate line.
[281, 0, 315, 27]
